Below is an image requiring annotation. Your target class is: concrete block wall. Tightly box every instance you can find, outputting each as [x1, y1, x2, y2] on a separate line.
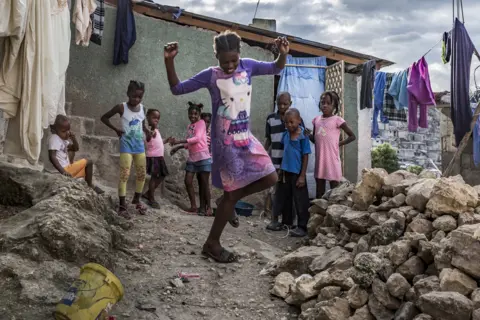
[373, 107, 442, 170]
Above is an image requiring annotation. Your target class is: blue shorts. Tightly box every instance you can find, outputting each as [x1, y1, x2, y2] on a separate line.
[185, 158, 212, 173]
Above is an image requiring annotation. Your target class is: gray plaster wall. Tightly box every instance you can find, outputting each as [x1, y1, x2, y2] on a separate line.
[343, 73, 359, 183]
[67, 5, 275, 139]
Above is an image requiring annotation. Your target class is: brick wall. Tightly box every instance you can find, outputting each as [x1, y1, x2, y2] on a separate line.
[373, 108, 442, 170]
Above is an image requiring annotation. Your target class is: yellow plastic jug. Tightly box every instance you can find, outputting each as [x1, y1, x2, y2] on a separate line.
[54, 263, 124, 320]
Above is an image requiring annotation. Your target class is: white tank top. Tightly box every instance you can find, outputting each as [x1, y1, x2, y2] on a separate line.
[119, 103, 145, 154]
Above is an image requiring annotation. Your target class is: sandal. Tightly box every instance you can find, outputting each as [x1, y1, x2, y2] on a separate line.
[149, 200, 160, 209]
[266, 221, 284, 231]
[202, 247, 238, 263]
[118, 206, 132, 220]
[135, 203, 147, 215]
[215, 196, 240, 228]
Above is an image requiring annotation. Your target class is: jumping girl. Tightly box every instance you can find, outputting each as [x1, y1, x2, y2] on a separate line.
[101, 80, 148, 219]
[164, 30, 289, 263]
[306, 91, 356, 198]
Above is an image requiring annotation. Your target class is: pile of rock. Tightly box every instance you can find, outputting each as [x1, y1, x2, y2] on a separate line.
[262, 168, 480, 320]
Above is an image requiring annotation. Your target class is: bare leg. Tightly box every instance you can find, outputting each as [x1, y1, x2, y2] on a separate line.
[316, 178, 326, 199]
[146, 176, 164, 201]
[329, 180, 340, 190]
[85, 159, 94, 187]
[203, 172, 277, 260]
[199, 172, 211, 214]
[185, 171, 197, 211]
[197, 173, 205, 212]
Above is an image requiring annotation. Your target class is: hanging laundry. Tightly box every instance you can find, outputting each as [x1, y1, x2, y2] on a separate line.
[388, 69, 409, 109]
[1, 0, 70, 164]
[90, 0, 105, 45]
[383, 73, 407, 123]
[372, 72, 386, 138]
[113, 0, 137, 65]
[73, 0, 97, 46]
[451, 18, 475, 146]
[471, 93, 480, 167]
[442, 31, 451, 64]
[360, 60, 376, 110]
[407, 57, 436, 132]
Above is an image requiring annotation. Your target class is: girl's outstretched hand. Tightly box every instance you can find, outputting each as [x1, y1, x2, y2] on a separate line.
[275, 37, 290, 55]
[164, 42, 179, 59]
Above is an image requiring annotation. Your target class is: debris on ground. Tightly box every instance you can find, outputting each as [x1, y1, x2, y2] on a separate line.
[263, 168, 480, 320]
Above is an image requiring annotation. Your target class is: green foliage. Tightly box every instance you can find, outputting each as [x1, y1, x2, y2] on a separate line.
[407, 165, 423, 175]
[371, 143, 400, 173]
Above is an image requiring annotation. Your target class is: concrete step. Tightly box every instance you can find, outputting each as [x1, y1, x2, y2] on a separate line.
[65, 102, 73, 115]
[69, 116, 95, 135]
[80, 134, 119, 155]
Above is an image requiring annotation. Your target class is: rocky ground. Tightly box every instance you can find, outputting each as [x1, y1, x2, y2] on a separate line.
[265, 168, 480, 320]
[0, 163, 303, 320]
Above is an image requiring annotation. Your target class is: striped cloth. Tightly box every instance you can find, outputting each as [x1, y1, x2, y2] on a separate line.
[383, 73, 407, 122]
[90, 0, 105, 45]
[265, 112, 285, 169]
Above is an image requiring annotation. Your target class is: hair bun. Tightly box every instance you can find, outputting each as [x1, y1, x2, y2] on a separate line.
[198, 103, 204, 110]
[187, 101, 194, 106]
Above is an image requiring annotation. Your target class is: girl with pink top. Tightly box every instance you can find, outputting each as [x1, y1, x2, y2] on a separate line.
[143, 109, 172, 209]
[171, 102, 212, 215]
[306, 91, 356, 198]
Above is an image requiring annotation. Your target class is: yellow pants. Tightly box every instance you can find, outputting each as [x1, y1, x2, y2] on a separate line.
[64, 159, 88, 178]
[118, 153, 146, 197]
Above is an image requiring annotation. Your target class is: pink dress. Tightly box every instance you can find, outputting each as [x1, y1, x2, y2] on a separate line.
[312, 115, 345, 181]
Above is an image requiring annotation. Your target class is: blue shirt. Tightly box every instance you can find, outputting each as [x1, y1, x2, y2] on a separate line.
[280, 128, 311, 174]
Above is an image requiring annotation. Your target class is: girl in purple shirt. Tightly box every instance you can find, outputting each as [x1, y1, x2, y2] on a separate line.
[164, 31, 289, 263]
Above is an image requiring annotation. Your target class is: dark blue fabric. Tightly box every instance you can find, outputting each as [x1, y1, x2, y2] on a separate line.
[113, 0, 136, 65]
[280, 128, 311, 174]
[451, 18, 475, 146]
[372, 72, 388, 138]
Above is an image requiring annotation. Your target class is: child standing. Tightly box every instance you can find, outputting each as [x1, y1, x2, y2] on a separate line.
[48, 115, 104, 194]
[170, 102, 212, 215]
[264, 92, 305, 223]
[142, 109, 172, 209]
[271, 108, 311, 237]
[307, 91, 356, 198]
[101, 80, 148, 219]
[164, 30, 289, 263]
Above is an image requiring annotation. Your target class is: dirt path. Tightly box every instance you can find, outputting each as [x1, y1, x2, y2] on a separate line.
[110, 196, 302, 320]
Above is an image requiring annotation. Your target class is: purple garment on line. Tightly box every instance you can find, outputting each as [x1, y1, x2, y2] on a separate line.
[451, 18, 475, 146]
[171, 59, 282, 192]
[407, 57, 436, 132]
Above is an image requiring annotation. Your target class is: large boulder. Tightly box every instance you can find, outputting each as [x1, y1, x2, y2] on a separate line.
[417, 291, 473, 320]
[397, 256, 425, 281]
[426, 176, 478, 217]
[270, 272, 294, 299]
[375, 194, 407, 212]
[413, 276, 440, 297]
[262, 246, 327, 276]
[388, 240, 412, 266]
[316, 297, 351, 320]
[405, 179, 437, 212]
[352, 168, 388, 210]
[307, 214, 324, 238]
[0, 164, 120, 268]
[386, 273, 410, 299]
[439, 268, 477, 296]
[395, 302, 419, 320]
[383, 170, 417, 197]
[369, 218, 404, 247]
[309, 247, 349, 274]
[445, 224, 480, 279]
[329, 183, 355, 204]
[314, 270, 355, 291]
[341, 210, 371, 233]
[349, 305, 374, 320]
[432, 215, 457, 232]
[406, 219, 433, 238]
[368, 294, 395, 320]
[347, 285, 369, 309]
[285, 274, 319, 306]
[372, 278, 401, 310]
[325, 205, 350, 228]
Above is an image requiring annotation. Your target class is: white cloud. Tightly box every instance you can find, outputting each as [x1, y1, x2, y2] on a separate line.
[153, 0, 480, 91]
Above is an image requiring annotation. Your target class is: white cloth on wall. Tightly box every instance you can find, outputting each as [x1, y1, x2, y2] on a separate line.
[73, 0, 97, 46]
[1, 0, 70, 164]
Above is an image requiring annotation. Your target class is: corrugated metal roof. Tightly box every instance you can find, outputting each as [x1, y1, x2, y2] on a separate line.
[129, 0, 395, 68]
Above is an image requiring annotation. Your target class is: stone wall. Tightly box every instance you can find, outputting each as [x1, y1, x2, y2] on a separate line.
[66, 5, 275, 139]
[373, 108, 442, 170]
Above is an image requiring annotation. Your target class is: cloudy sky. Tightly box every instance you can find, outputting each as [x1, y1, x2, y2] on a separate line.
[154, 0, 480, 92]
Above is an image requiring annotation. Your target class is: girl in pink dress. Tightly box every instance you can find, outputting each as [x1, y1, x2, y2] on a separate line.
[307, 91, 356, 198]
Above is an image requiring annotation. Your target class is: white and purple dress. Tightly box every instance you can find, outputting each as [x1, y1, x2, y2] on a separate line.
[171, 58, 282, 192]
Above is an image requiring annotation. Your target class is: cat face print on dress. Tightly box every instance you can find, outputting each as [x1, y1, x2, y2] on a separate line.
[216, 71, 252, 147]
